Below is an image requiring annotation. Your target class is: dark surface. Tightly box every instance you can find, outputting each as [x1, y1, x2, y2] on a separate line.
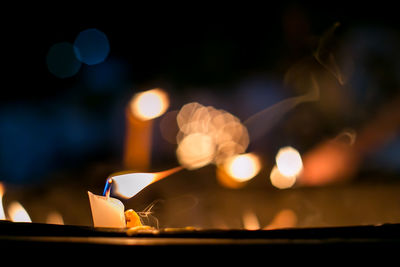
[0, 221, 399, 257]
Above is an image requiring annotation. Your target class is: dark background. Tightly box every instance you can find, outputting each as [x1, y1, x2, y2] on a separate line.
[0, 3, 399, 227]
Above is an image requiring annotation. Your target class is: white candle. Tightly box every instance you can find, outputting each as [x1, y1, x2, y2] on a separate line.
[87, 191, 126, 228]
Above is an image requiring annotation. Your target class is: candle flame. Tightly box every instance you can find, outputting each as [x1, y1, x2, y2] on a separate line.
[130, 88, 169, 121]
[111, 166, 183, 199]
[8, 202, 32, 223]
[0, 183, 5, 220]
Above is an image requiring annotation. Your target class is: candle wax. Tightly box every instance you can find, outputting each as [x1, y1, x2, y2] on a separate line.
[88, 191, 126, 228]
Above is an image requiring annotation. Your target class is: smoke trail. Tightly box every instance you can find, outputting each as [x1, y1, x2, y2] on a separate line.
[244, 73, 320, 141]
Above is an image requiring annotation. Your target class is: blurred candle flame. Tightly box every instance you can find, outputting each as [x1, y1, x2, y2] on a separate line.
[46, 211, 64, 225]
[176, 102, 249, 169]
[8, 202, 31, 223]
[130, 88, 169, 121]
[265, 209, 297, 230]
[242, 210, 260, 230]
[111, 166, 183, 199]
[217, 153, 261, 189]
[276, 146, 303, 177]
[0, 183, 5, 220]
[225, 153, 261, 182]
[270, 165, 297, 189]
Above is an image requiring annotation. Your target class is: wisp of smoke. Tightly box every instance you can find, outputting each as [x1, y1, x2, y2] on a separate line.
[137, 199, 164, 229]
[244, 73, 320, 141]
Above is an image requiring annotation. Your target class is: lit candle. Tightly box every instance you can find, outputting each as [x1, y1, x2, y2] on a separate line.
[124, 88, 169, 171]
[88, 166, 182, 228]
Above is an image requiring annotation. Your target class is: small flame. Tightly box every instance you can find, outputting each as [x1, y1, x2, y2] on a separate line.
[111, 166, 183, 199]
[130, 88, 169, 121]
[0, 183, 5, 220]
[224, 153, 261, 182]
[46, 211, 64, 225]
[265, 209, 297, 230]
[8, 202, 32, 223]
[242, 210, 260, 230]
[276, 146, 303, 177]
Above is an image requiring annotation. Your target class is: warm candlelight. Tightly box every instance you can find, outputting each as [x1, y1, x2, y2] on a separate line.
[242, 210, 260, 230]
[275, 146, 303, 177]
[270, 146, 303, 189]
[217, 153, 261, 189]
[46, 211, 64, 225]
[110, 166, 183, 199]
[8, 202, 31, 223]
[130, 88, 169, 121]
[0, 183, 5, 220]
[124, 88, 169, 171]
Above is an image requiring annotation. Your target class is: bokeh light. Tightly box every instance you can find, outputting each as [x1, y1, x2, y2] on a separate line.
[276, 146, 303, 177]
[224, 153, 261, 182]
[270, 165, 297, 189]
[176, 133, 216, 169]
[46, 42, 81, 78]
[176, 102, 249, 169]
[130, 88, 170, 121]
[74, 28, 110, 65]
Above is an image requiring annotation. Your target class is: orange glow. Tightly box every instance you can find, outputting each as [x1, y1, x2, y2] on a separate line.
[8, 202, 31, 223]
[225, 153, 261, 182]
[300, 140, 358, 186]
[0, 183, 5, 220]
[46, 211, 64, 225]
[111, 166, 183, 199]
[265, 209, 297, 230]
[276, 146, 303, 177]
[242, 210, 260, 230]
[130, 88, 169, 121]
[270, 165, 297, 189]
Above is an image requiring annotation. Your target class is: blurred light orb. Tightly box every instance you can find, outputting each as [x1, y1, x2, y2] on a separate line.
[225, 153, 261, 182]
[176, 133, 216, 170]
[130, 88, 169, 121]
[176, 102, 249, 169]
[276, 146, 303, 177]
[74, 28, 110, 65]
[46, 42, 81, 78]
[270, 165, 296, 189]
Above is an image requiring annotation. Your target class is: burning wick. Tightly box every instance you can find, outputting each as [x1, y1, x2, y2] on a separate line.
[103, 178, 113, 198]
[103, 166, 183, 199]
